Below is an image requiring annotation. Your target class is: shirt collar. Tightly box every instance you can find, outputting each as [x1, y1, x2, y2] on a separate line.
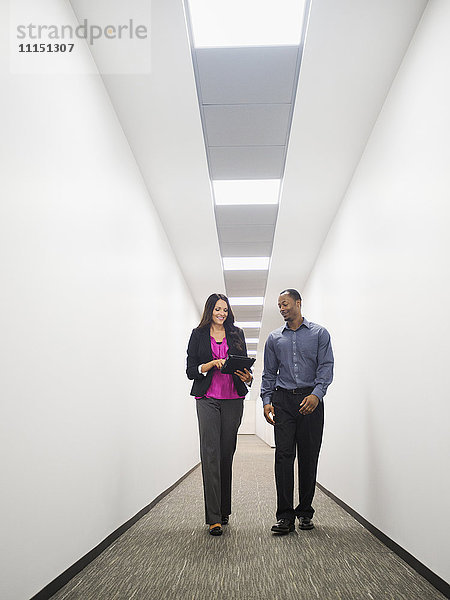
[282, 317, 310, 332]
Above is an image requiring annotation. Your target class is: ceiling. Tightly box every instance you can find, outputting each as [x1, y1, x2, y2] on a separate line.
[70, 0, 225, 308]
[68, 0, 428, 353]
[194, 45, 301, 178]
[184, 2, 308, 346]
[261, 0, 427, 341]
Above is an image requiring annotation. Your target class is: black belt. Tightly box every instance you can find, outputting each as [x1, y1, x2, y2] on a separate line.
[276, 386, 313, 395]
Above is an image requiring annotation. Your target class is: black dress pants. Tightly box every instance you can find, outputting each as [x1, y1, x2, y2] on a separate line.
[196, 397, 244, 525]
[272, 387, 324, 521]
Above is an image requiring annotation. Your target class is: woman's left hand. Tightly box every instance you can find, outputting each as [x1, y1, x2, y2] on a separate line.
[235, 368, 253, 384]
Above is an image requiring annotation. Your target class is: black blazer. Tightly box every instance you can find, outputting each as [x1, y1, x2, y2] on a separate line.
[186, 326, 250, 398]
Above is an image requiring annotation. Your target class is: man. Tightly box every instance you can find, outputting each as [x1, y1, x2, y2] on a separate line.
[261, 289, 334, 534]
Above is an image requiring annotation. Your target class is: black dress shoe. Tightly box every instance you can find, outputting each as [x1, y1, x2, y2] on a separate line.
[271, 519, 295, 534]
[221, 515, 229, 525]
[298, 517, 314, 530]
[209, 525, 223, 536]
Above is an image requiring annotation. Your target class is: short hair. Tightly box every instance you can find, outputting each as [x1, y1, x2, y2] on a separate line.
[279, 288, 302, 302]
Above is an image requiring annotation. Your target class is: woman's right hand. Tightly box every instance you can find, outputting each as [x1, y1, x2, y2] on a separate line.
[201, 359, 225, 373]
[212, 359, 225, 370]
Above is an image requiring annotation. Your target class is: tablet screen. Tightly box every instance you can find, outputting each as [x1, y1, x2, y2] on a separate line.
[221, 355, 255, 375]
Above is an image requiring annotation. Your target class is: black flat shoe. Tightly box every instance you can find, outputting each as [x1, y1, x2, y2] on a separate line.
[221, 515, 229, 525]
[209, 525, 223, 536]
[298, 517, 314, 530]
[271, 519, 295, 534]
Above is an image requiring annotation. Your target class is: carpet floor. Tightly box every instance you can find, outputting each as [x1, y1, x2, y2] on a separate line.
[50, 435, 446, 600]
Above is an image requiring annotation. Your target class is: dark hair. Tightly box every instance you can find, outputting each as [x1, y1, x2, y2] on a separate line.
[279, 288, 302, 302]
[196, 293, 244, 353]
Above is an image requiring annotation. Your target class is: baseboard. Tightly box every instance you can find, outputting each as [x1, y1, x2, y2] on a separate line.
[316, 482, 450, 599]
[30, 463, 201, 600]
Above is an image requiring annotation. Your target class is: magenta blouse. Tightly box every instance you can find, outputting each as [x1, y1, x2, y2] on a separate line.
[198, 336, 244, 400]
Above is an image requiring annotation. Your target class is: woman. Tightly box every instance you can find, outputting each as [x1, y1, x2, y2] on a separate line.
[186, 293, 253, 536]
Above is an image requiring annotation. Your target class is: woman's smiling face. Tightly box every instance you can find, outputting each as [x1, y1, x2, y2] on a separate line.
[211, 299, 228, 326]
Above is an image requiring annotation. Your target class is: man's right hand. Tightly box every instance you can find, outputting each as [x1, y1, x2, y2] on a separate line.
[263, 404, 275, 425]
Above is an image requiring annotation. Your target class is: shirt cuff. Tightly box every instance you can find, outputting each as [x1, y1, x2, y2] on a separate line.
[312, 387, 323, 401]
[198, 364, 206, 376]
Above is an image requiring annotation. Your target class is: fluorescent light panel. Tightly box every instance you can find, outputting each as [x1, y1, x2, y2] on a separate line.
[188, 0, 305, 48]
[228, 297, 264, 306]
[213, 180, 280, 206]
[248, 350, 257, 355]
[223, 257, 269, 270]
[245, 338, 259, 344]
[235, 322, 262, 328]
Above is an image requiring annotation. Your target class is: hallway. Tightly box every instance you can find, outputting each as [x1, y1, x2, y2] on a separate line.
[50, 436, 444, 600]
[2, 1, 450, 597]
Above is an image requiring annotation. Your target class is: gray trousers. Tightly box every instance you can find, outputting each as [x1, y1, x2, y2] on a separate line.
[196, 397, 244, 525]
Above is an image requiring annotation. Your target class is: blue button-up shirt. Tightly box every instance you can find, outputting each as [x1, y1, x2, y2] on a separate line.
[261, 318, 334, 405]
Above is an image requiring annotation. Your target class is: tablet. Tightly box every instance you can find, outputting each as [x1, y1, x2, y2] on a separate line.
[221, 355, 255, 375]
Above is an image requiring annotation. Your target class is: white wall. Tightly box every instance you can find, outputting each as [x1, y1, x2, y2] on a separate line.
[253, 0, 428, 448]
[0, 3, 200, 599]
[251, 350, 274, 445]
[305, 0, 450, 583]
[239, 398, 256, 434]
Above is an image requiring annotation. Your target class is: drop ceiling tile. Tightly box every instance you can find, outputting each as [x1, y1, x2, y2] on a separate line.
[232, 306, 263, 321]
[219, 241, 273, 257]
[245, 343, 259, 350]
[241, 327, 261, 336]
[219, 224, 275, 244]
[204, 104, 291, 147]
[216, 204, 278, 226]
[225, 270, 267, 296]
[196, 46, 299, 105]
[209, 146, 285, 179]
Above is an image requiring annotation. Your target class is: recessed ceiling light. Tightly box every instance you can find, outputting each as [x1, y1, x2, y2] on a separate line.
[247, 350, 257, 355]
[213, 180, 280, 205]
[245, 338, 259, 344]
[187, 0, 305, 48]
[235, 322, 262, 328]
[228, 297, 264, 306]
[223, 257, 269, 271]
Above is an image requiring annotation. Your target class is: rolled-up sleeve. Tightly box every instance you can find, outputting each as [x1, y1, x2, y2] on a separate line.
[261, 334, 279, 405]
[312, 328, 334, 401]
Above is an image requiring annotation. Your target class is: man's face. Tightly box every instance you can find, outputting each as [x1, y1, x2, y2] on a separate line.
[278, 293, 301, 322]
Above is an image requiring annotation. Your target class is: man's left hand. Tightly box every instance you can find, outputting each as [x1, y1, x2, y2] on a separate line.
[299, 394, 319, 415]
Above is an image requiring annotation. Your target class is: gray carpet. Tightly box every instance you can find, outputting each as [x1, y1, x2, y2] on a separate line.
[51, 435, 445, 600]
